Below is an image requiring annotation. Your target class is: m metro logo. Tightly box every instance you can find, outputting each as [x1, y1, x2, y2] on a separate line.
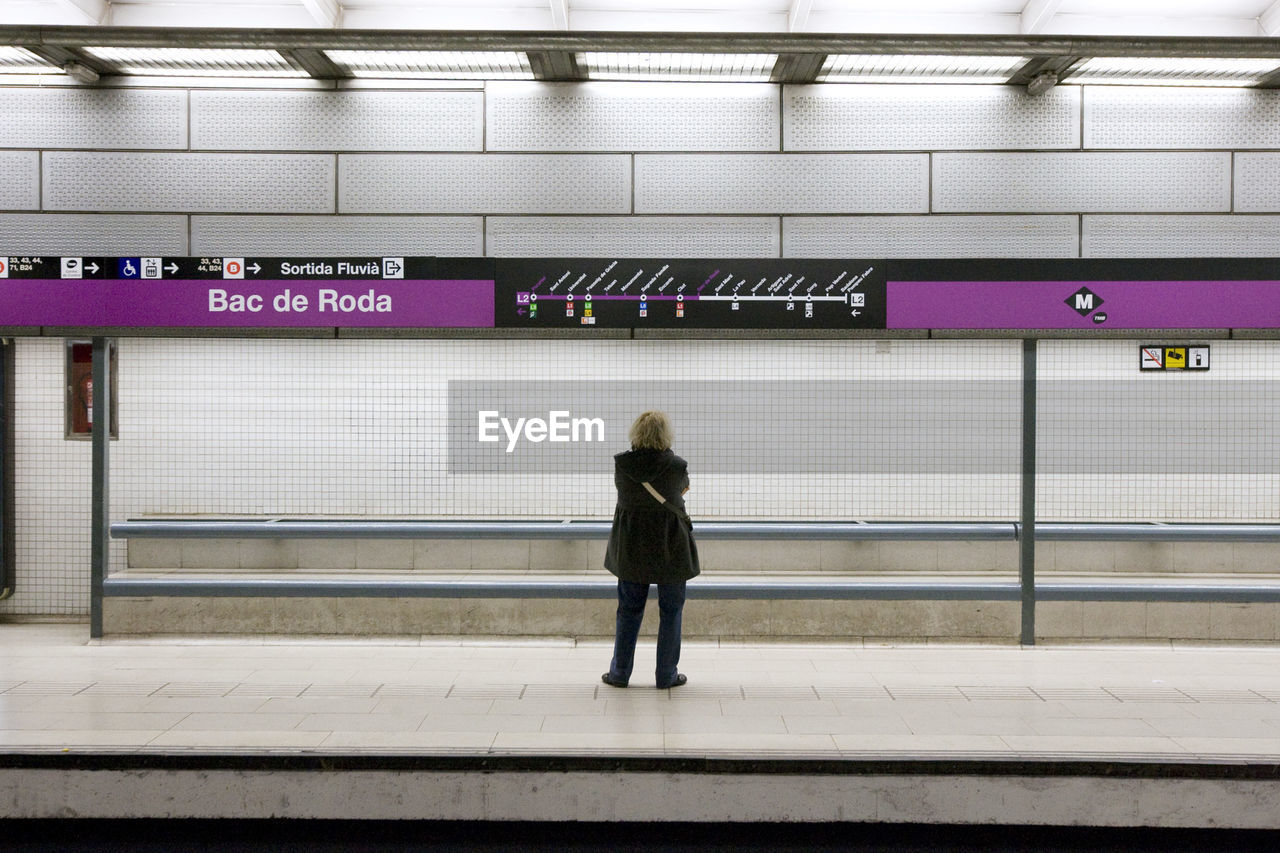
[1065, 286, 1104, 318]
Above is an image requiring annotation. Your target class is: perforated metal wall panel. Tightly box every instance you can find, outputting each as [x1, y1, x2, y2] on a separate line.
[0, 214, 187, 254]
[106, 338, 1021, 527]
[1234, 154, 1280, 212]
[191, 90, 483, 152]
[785, 85, 1080, 151]
[486, 82, 778, 152]
[1083, 215, 1280, 257]
[1085, 87, 1280, 150]
[1038, 340, 1280, 522]
[43, 152, 336, 214]
[486, 216, 780, 257]
[783, 215, 1079, 258]
[635, 153, 928, 214]
[3, 339, 91, 616]
[339, 154, 630, 214]
[192, 215, 482, 255]
[0, 88, 186, 150]
[933, 152, 1231, 214]
[0, 151, 37, 210]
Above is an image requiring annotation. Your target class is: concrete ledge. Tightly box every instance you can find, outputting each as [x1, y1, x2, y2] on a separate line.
[100, 572, 1280, 640]
[100, 594, 1022, 638]
[0, 755, 1278, 827]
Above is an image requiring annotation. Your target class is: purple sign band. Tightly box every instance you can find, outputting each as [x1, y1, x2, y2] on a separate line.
[518, 293, 691, 302]
[0, 278, 495, 328]
[887, 280, 1280, 330]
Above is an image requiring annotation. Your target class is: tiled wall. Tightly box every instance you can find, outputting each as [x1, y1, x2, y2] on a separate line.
[5, 81, 1280, 256]
[9, 339, 92, 615]
[4, 79, 1280, 616]
[104, 337, 1020, 523]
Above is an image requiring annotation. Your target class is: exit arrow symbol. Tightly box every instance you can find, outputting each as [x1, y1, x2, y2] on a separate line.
[85, 262, 99, 273]
[248, 263, 261, 274]
[517, 307, 526, 316]
[165, 263, 179, 274]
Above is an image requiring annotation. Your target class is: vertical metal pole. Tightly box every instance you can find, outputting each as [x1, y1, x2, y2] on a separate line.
[0, 340, 12, 600]
[90, 337, 111, 639]
[1020, 338, 1037, 646]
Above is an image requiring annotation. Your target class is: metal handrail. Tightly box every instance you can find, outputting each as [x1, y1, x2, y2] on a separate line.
[109, 519, 1015, 540]
[104, 519, 1280, 604]
[99, 575, 1280, 603]
[109, 519, 1280, 542]
[101, 576, 1024, 600]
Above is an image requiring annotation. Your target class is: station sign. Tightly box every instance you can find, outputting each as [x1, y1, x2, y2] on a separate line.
[0, 256, 494, 328]
[2, 255, 1280, 331]
[494, 258, 884, 330]
[1139, 345, 1211, 371]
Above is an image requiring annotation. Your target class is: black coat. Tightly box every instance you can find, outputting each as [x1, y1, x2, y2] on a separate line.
[604, 448, 700, 585]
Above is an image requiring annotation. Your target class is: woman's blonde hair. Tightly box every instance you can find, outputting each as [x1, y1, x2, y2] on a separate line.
[629, 410, 673, 451]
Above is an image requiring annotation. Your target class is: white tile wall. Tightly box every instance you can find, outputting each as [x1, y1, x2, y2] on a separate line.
[1085, 87, 1280, 150]
[191, 91, 483, 152]
[635, 153, 928, 214]
[0, 339, 91, 616]
[783, 215, 1079, 258]
[1037, 340, 1280, 522]
[339, 154, 631, 214]
[109, 338, 1023, 540]
[191, 215, 482, 255]
[785, 85, 1080, 151]
[933, 152, 1232, 213]
[43, 152, 336, 214]
[1083, 215, 1280, 257]
[487, 216, 779, 257]
[1234, 154, 1280, 212]
[0, 88, 186, 150]
[0, 151, 38, 211]
[0, 214, 188, 254]
[487, 82, 778, 152]
[8, 79, 1280, 615]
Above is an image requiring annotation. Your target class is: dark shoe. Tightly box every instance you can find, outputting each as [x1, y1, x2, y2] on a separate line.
[601, 672, 628, 688]
[657, 673, 687, 689]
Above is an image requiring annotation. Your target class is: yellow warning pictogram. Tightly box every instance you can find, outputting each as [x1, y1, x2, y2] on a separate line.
[1163, 347, 1186, 369]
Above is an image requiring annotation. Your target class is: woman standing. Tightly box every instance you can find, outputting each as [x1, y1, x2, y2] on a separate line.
[601, 410, 700, 689]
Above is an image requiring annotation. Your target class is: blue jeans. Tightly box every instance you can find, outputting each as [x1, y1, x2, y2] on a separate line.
[608, 579, 686, 687]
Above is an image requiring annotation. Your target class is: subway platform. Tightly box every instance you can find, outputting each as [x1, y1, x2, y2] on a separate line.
[0, 623, 1279, 828]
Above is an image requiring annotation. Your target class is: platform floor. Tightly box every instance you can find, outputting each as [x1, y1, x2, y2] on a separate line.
[0, 622, 1277, 762]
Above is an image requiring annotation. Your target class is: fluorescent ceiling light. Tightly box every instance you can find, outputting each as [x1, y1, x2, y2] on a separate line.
[326, 50, 533, 79]
[0, 47, 58, 74]
[81, 48, 306, 77]
[819, 54, 1027, 83]
[1066, 57, 1280, 86]
[581, 52, 776, 81]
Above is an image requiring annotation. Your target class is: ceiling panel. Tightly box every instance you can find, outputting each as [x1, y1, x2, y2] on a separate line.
[82, 47, 308, 77]
[327, 50, 534, 79]
[812, 0, 1025, 10]
[581, 52, 777, 81]
[819, 54, 1029, 83]
[6, 0, 1280, 35]
[1061, 0, 1274, 14]
[0, 46, 58, 73]
[3, 2, 1280, 87]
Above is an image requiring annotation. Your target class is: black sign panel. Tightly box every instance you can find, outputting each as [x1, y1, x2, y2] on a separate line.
[494, 259, 885, 330]
[0, 256, 494, 281]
